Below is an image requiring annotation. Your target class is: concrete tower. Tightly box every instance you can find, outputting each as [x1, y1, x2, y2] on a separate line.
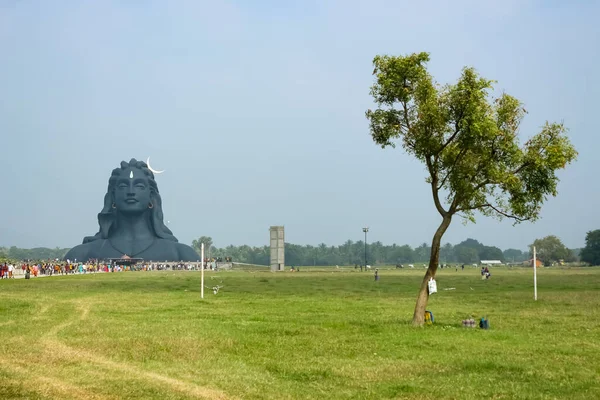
[269, 226, 285, 272]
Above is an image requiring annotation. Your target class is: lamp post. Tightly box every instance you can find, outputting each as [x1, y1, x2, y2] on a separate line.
[362, 227, 369, 269]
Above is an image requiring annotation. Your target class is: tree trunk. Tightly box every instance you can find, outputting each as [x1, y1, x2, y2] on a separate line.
[411, 215, 452, 326]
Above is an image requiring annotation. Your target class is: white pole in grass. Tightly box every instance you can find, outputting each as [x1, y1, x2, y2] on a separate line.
[533, 246, 537, 301]
[201, 243, 205, 299]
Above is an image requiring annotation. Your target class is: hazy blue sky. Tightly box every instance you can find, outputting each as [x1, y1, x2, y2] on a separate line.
[1, 0, 598, 251]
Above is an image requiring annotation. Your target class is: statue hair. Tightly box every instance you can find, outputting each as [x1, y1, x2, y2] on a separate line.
[83, 158, 178, 243]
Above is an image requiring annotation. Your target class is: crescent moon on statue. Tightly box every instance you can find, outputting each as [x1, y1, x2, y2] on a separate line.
[146, 157, 165, 174]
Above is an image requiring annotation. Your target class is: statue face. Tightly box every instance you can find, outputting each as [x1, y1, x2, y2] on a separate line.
[113, 168, 152, 214]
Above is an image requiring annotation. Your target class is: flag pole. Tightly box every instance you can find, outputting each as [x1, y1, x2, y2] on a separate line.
[201, 243, 205, 299]
[533, 246, 537, 301]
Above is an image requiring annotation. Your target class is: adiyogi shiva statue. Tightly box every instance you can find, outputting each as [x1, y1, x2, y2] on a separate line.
[64, 158, 199, 262]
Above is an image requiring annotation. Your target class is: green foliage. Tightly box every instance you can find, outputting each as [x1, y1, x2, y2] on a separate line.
[450, 238, 505, 264]
[478, 246, 504, 261]
[580, 230, 600, 266]
[529, 235, 574, 265]
[366, 52, 578, 224]
[191, 236, 213, 255]
[503, 248, 527, 262]
[413, 242, 431, 262]
[457, 238, 482, 249]
[454, 246, 479, 264]
[211, 239, 516, 266]
[0, 246, 69, 261]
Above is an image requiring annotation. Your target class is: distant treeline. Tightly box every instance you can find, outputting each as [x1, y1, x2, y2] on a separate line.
[1, 238, 581, 266]
[0, 246, 70, 261]
[209, 238, 534, 266]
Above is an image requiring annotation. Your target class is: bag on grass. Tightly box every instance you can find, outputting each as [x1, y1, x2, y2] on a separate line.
[424, 310, 434, 325]
[428, 278, 437, 294]
[479, 317, 489, 329]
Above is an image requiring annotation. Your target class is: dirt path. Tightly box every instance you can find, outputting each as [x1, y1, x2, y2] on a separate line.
[1, 298, 235, 400]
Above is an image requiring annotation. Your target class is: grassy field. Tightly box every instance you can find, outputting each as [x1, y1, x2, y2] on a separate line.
[1, 266, 599, 399]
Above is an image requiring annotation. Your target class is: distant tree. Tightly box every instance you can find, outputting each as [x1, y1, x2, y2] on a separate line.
[580, 230, 600, 266]
[569, 248, 582, 261]
[366, 52, 577, 325]
[370, 241, 385, 264]
[440, 242, 455, 263]
[284, 243, 303, 266]
[340, 240, 356, 265]
[387, 244, 414, 263]
[529, 235, 573, 265]
[478, 246, 504, 262]
[455, 246, 479, 264]
[414, 243, 431, 263]
[458, 238, 482, 250]
[503, 248, 526, 262]
[191, 236, 212, 257]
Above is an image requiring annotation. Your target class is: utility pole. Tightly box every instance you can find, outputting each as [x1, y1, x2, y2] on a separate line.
[201, 243, 204, 299]
[362, 227, 369, 268]
[533, 246, 538, 301]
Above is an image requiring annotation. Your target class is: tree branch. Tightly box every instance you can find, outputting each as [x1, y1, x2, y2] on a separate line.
[402, 101, 412, 132]
[455, 202, 482, 213]
[511, 161, 531, 175]
[511, 129, 558, 175]
[437, 147, 468, 190]
[483, 203, 530, 222]
[437, 120, 461, 155]
[456, 202, 530, 222]
[426, 156, 447, 217]
[435, 106, 465, 159]
[448, 194, 460, 214]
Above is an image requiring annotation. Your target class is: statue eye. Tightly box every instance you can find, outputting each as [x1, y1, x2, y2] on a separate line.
[135, 183, 146, 189]
[118, 183, 128, 189]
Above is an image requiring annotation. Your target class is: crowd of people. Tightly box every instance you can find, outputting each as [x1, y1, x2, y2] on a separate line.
[0, 259, 221, 279]
[0, 263, 15, 278]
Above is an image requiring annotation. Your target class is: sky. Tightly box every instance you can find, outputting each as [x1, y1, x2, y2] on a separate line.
[0, 0, 598, 252]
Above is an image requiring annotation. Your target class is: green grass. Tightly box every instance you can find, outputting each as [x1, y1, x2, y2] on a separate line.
[1, 266, 599, 399]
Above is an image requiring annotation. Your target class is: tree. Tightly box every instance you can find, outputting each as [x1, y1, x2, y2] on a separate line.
[478, 246, 504, 262]
[414, 243, 431, 263]
[529, 235, 573, 265]
[570, 248, 582, 261]
[580, 230, 600, 266]
[440, 242, 455, 263]
[389, 244, 414, 263]
[366, 52, 577, 326]
[455, 246, 478, 264]
[457, 238, 482, 249]
[503, 248, 526, 262]
[192, 236, 213, 257]
[454, 238, 484, 263]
